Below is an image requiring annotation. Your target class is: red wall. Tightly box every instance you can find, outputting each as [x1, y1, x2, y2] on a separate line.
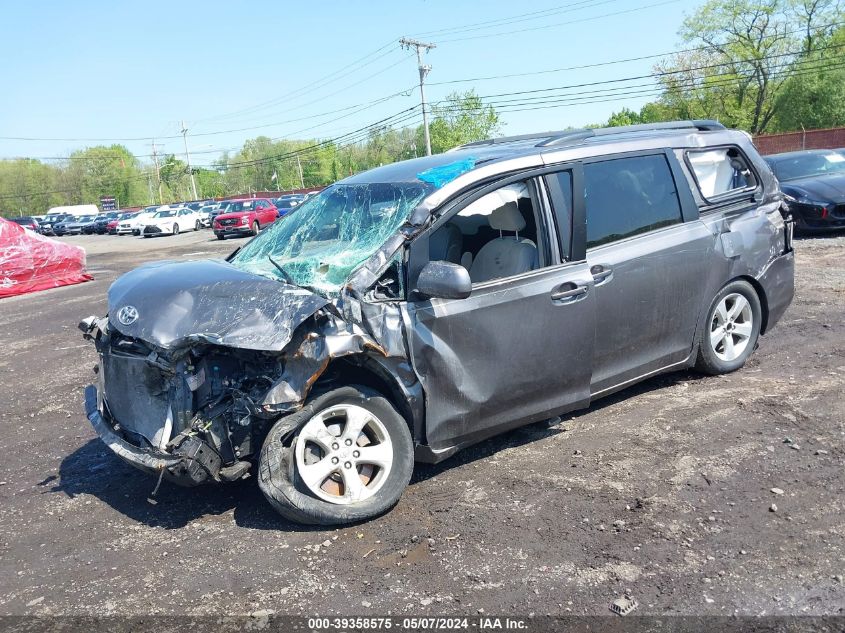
[754, 127, 845, 155]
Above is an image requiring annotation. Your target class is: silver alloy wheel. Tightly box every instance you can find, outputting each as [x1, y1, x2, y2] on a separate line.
[710, 292, 754, 362]
[294, 404, 394, 505]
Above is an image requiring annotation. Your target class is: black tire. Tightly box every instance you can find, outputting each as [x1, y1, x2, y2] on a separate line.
[258, 385, 414, 526]
[251, 221, 260, 236]
[195, 220, 202, 231]
[216, 233, 225, 240]
[173, 223, 180, 235]
[694, 279, 761, 375]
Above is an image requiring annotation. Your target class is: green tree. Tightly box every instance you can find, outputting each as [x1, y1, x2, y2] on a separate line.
[425, 90, 502, 154]
[772, 26, 845, 130]
[653, 0, 840, 133]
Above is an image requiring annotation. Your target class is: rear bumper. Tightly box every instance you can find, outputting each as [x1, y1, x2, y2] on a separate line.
[758, 251, 794, 333]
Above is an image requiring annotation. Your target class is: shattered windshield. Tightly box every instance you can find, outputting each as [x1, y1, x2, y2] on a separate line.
[231, 182, 430, 295]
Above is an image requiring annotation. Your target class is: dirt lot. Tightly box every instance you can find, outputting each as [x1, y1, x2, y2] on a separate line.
[0, 230, 843, 617]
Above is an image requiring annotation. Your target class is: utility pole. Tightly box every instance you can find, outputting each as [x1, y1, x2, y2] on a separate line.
[399, 37, 436, 156]
[180, 120, 199, 200]
[150, 140, 163, 204]
[296, 154, 305, 189]
[146, 170, 154, 205]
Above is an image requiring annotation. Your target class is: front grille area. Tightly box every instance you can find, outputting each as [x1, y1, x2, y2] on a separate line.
[143, 225, 162, 234]
[220, 218, 239, 226]
[102, 348, 173, 447]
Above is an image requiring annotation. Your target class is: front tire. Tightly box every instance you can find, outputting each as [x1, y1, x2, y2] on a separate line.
[695, 280, 761, 375]
[258, 385, 414, 525]
[173, 223, 180, 235]
[251, 220, 260, 236]
[195, 220, 202, 231]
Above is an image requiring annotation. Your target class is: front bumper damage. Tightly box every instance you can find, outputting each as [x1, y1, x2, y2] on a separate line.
[78, 254, 423, 485]
[84, 384, 182, 477]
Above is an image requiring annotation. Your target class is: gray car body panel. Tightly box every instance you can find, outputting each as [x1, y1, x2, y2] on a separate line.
[82, 124, 794, 478]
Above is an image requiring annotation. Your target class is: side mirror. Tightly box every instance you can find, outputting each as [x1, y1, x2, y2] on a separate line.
[416, 261, 472, 300]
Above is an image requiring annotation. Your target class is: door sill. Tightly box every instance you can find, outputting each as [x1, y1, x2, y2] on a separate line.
[590, 356, 692, 400]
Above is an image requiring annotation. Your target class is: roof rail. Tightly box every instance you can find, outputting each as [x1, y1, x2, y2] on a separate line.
[452, 120, 726, 151]
[455, 130, 570, 149]
[537, 120, 726, 147]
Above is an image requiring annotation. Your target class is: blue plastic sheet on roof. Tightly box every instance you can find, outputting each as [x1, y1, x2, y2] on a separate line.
[417, 157, 477, 188]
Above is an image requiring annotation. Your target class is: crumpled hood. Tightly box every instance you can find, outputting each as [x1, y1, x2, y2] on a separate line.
[782, 174, 845, 202]
[107, 259, 329, 351]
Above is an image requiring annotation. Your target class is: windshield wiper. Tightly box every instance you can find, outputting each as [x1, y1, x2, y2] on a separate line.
[267, 254, 327, 297]
[267, 254, 295, 285]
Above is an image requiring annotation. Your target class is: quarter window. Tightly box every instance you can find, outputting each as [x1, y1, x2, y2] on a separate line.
[584, 154, 682, 249]
[687, 147, 755, 199]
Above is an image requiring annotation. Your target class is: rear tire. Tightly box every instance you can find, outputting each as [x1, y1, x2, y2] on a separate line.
[695, 280, 761, 375]
[258, 385, 414, 525]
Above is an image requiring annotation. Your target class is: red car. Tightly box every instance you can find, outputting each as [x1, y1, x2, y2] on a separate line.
[213, 198, 279, 240]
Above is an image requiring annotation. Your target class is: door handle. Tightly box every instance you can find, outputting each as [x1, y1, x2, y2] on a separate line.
[550, 284, 588, 302]
[590, 264, 613, 285]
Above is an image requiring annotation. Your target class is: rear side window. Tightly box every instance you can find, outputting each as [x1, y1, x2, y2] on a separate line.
[584, 154, 682, 249]
[687, 147, 755, 199]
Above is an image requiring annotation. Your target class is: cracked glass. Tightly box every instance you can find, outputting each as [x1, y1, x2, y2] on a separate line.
[231, 182, 431, 295]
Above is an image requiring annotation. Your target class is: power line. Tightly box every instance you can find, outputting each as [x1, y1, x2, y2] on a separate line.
[195, 41, 400, 124]
[426, 21, 845, 87]
[413, 0, 622, 38]
[8, 37, 844, 164]
[431, 0, 682, 44]
[2, 48, 842, 204]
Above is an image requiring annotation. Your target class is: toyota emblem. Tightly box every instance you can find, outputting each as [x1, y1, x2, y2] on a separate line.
[116, 305, 139, 326]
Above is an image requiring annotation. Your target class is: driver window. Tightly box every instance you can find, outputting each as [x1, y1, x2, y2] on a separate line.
[428, 179, 542, 284]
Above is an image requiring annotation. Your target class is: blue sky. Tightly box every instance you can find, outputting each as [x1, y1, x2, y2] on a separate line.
[1, 0, 699, 166]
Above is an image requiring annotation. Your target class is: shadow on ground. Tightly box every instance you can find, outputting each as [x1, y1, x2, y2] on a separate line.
[52, 370, 697, 531]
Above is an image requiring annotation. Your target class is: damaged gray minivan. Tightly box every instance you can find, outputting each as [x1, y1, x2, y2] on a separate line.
[81, 121, 794, 525]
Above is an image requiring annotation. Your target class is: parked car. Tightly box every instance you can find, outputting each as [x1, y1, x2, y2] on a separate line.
[209, 202, 229, 223]
[109, 211, 135, 235]
[0, 218, 92, 298]
[764, 149, 845, 232]
[196, 203, 219, 228]
[6, 216, 41, 233]
[38, 213, 70, 235]
[117, 206, 159, 235]
[80, 120, 794, 525]
[87, 212, 119, 235]
[274, 194, 306, 217]
[212, 198, 279, 239]
[140, 206, 203, 237]
[53, 214, 98, 236]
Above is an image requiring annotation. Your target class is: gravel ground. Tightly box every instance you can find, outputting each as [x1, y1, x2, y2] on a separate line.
[0, 230, 843, 617]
